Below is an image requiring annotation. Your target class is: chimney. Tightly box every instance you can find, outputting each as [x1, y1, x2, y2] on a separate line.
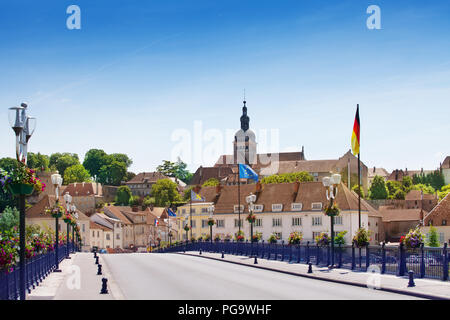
[373, 166, 376, 173]
[149, 204, 154, 211]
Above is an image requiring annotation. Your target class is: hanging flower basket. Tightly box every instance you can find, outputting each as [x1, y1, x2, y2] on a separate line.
[214, 235, 221, 242]
[246, 213, 256, 223]
[315, 232, 330, 247]
[4, 162, 46, 195]
[7, 183, 35, 195]
[353, 228, 371, 248]
[184, 225, 191, 232]
[324, 203, 340, 217]
[63, 213, 73, 224]
[268, 234, 279, 244]
[45, 205, 65, 219]
[252, 231, 262, 243]
[288, 232, 303, 245]
[401, 228, 424, 249]
[235, 230, 245, 242]
[207, 218, 215, 226]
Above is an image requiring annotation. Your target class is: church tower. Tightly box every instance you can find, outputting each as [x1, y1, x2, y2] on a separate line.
[234, 100, 257, 165]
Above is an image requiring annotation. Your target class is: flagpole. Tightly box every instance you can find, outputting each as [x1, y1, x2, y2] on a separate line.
[238, 164, 241, 234]
[358, 152, 361, 229]
[190, 198, 192, 240]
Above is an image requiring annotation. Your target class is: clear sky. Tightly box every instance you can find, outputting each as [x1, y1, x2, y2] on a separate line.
[0, 0, 449, 174]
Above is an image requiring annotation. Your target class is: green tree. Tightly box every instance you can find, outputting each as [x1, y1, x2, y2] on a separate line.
[334, 230, 348, 245]
[50, 153, 80, 178]
[115, 186, 132, 206]
[109, 153, 133, 168]
[438, 184, 450, 201]
[0, 206, 19, 231]
[202, 178, 220, 187]
[27, 152, 50, 171]
[83, 149, 108, 179]
[426, 225, 440, 247]
[411, 184, 435, 194]
[98, 161, 127, 186]
[368, 175, 389, 200]
[352, 185, 365, 198]
[151, 179, 182, 207]
[129, 195, 142, 207]
[261, 172, 313, 184]
[393, 189, 406, 200]
[156, 158, 192, 184]
[63, 164, 91, 184]
[126, 171, 136, 182]
[386, 180, 402, 199]
[402, 176, 413, 192]
[183, 186, 194, 202]
[0, 157, 18, 172]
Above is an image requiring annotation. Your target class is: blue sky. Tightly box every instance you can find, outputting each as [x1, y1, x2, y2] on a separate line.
[0, 0, 449, 174]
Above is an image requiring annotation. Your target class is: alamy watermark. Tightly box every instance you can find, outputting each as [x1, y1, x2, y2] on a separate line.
[66, 5, 81, 30]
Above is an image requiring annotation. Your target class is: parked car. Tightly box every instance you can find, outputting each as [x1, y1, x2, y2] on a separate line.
[425, 257, 439, 266]
[406, 255, 420, 264]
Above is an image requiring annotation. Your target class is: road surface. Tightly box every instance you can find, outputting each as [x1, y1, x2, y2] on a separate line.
[102, 253, 422, 300]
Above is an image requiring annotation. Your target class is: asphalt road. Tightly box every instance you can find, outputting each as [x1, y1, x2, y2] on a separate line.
[102, 253, 422, 300]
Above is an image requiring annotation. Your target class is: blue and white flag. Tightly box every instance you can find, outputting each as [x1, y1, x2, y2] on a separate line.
[239, 164, 259, 182]
[167, 208, 176, 217]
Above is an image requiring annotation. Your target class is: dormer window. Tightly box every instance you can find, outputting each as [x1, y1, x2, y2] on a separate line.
[311, 202, 323, 210]
[272, 204, 283, 212]
[234, 205, 244, 213]
[291, 203, 303, 211]
[253, 204, 264, 213]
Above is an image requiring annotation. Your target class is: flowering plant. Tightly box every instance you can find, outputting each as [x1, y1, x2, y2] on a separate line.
[324, 203, 340, 217]
[235, 230, 245, 242]
[315, 232, 330, 247]
[0, 229, 19, 273]
[6, 161, 46, 194]
[402, 228, 424, 249]
[268, 233, 279, 244]
[353, 228, 371, 247]
[224, 234, 232, 242]
[63, 212, 73, 223]
[246, 213, 256, 223]
[288, 231, 303, 245]
[45, 204, 65, 218]
[252, 231, 262, 243]
[207, 218, 215, 226]
[0, 168, 12, 193]
[214, 234, 221, 242]
[184, 224, 191, 232]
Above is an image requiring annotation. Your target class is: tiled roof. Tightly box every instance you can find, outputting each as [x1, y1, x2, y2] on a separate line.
[442, 156, 450, 169]
[190, 166, 234, 186]
[368, 167, 389, 178]
[64, 182, 101, 197]
[214, 151, 305, 168]
[257, 160, 338, 176]
[90, 221, 112, 231]
[424, 193, 450, 225]
[405, 190, 437, 201]
[379, 207, 424, 222]
[125, 172, 168, 184]
[26, 194, 90, 220]
[103, 206, 133, 224]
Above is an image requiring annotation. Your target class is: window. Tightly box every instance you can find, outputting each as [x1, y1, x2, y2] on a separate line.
[191, 220, 196, 228]
[272, 218, 282, 227]
[234, 205, 245, 213]
[255, 218, 263, 227]
[312, 231, 322, 239]
[312, 216, 322, 226]
[181, 209, 186, 214]
[234, 219, 243, 228]
[216, 220, 225, 228]
[292, 217, 302, 226]
[274, 232, 282, 239]
[442, 220, 447, 226]
[97, 231, 100, 237]
[201, 208, 208, 213]
[334, 216, 343, 225]
[311, 202, 323, 210]
[201, 219, 208, 228]
[291, 203, 303, 211]
[106, 234, 110, 240]
[92, 231, 95, 237]
[272, 204, 283, 212]
[116, 234, 120, 240]
[82, 224, 85, 232]
[190, 208, 196, 214]
[440, 233, 445, 244]
[253, 204, 264, 212]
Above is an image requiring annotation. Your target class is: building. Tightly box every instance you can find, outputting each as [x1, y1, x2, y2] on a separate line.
[89, 221, 113, 250]
[25, 194, 91, 250]
[379, 207, 424, 242]
[387, 168, 434, 182]
[368, 167, 389, 186]
[90, 212, 123, 249]
[125, 172, 168, 197]
[441, 156, 450, 185]
[173, 182, 382, 245]
[103, 205, 135, 249]
[63, 182, 104, 216]
[422, 193, 450, 245]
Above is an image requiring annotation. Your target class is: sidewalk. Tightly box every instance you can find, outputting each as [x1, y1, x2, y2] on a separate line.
[180, 251, 450, 300]
[27, 252, 123, 300]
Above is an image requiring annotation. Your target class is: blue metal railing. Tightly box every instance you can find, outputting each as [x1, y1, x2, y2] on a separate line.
[155, 240, 449, 282]
[0, 243, 78, 300]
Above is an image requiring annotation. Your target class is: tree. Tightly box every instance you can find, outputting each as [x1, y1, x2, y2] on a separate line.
[109, 153, 133, 168]
[0, 206, 19, 231]
[426, 225, 440, 247]
[98, 161, 127, 186]
[369, 175, 388, 200]
[386, 180, 402, 199]
[0, 157, 18, 172]
[27, 152, 50, 171]
[49, 153, 80, 178]
[352, 185, 365, 198]
[411, 184, 435, 194]
[413, 170, 445, 191]
[438, 184, 450, 201]
[151, 179, 182, 207]
[202, 178, 220, 187]
[156, 158, 192, 184]
[83, 149, 108, 179]
[393, 189, 406, 200]
[115, 186, 132, 206]
[402, 176, 413, 192]
[63, 164, 91, 184]
[129, 195, 142, 207]
[126, 171, 136, 182]
[261, 172, 313, 184]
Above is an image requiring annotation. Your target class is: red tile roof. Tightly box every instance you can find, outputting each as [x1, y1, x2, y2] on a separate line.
[424, 193, 450, 225]
[125, 172, 168, 184]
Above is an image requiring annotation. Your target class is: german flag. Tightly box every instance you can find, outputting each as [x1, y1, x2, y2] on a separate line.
[351, 105, 360, 155]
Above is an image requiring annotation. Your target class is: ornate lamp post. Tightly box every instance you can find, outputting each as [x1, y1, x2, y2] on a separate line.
[63, 192, 73, 259]
[51, 173, 63, 272]
[72, 205, 78, 252]
[7, 102, 36, 300]
[322, 173, 341, 268]
[246, 193, 257, 245]
[184, 214, 190, 244]
[207, 205, 215, 244]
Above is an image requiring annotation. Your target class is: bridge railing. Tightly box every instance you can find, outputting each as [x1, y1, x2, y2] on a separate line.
[154, 241, 449, 282]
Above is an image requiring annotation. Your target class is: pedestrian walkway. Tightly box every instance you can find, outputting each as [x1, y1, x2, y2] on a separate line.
[28, 252, 122, 300]
[181, 251, 450, 300]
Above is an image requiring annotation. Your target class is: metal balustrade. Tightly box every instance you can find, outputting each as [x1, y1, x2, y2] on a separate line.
[155, 241, 450, 282]
[0, 243, 79, 300]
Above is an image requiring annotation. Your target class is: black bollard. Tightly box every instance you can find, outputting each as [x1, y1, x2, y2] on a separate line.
[100, 278, 108, 294]
[308, 262, 313, 274]
[97, 264, 102, 275]
[221, 251, 224, 259]
[199, 248, 202, 255]
[95, 256, 99, 265]
[408, 270, 415, 287]
[94, 251, 97, 258]
[254, 255, 258, 264]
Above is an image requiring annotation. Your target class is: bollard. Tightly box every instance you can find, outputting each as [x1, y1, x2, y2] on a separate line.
[94, 251, 97, 258]
[254, 255, 258, 264]
[100, 278, 108, 294]
[199, 248, 202, 255]
[95, 256, 99, 265]
[408, 270, 415, 287]
[97, 264, 102, 275]
[308, 262, 313, 274]
[221, 251, 224, 259]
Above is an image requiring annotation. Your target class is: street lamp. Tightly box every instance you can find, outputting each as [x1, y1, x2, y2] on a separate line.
[51, 172, 63, 272]
[63, 192, 73, 259]
[184, 213, 189, 244]
[71, 204, 78, 252]
[7, 103, 36, 301]
[207, 205, 215, 244]
[246, 193, 257, 246]
[322, 173, 341, 268]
